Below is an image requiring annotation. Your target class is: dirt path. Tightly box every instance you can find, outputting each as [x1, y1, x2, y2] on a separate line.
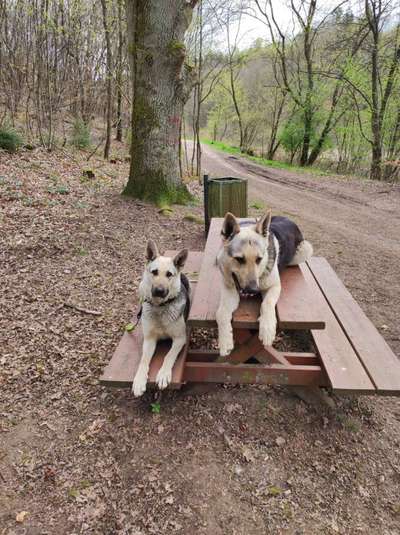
[1, 145, 399, 535]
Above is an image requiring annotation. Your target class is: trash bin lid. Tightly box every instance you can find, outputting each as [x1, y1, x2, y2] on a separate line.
[209, 176, 247, 184]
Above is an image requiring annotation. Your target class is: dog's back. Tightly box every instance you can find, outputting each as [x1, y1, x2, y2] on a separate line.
[270, 216, 303, 271]
[180, 272, 191, 321]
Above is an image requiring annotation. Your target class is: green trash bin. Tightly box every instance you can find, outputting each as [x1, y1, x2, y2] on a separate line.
[203, 175, 248, 235]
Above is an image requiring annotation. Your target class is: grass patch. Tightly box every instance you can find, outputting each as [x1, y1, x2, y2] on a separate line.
[0, 126, 24, 153]
[250, 200, 264, 210]
[183, 213, 204, 224]
[202, 139, 329, 176]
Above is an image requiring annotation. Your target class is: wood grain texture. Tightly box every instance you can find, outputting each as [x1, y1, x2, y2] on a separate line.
[301, 263, 375, 393]
[308, 256, 400, 394]
[182, 361, 327, 386]
[207, 177, 248, 222]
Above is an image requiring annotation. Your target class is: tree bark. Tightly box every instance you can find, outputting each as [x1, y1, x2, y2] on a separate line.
[101, 0, 112, 160]
[123, 0, 198, 203]
[115, 0, 124, 142]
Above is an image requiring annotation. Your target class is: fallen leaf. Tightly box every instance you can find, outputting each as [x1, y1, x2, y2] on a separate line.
[16, 511, 28, 523]
[68, 487, 80, 499]
[242, 447, 255, 463]
[267, 485, 283, 496]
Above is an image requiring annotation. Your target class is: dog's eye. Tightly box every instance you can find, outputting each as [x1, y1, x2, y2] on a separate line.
[166, 271, 173, 278]
[256, 257, 262, 265]
[151, 269, 158, 276]
[235, 257, 246, 264]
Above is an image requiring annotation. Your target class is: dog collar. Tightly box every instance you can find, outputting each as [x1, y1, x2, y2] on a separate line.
[143, 295, 178, 307]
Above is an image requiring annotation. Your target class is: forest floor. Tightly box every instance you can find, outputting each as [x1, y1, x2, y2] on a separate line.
[1, 142, 400, 535]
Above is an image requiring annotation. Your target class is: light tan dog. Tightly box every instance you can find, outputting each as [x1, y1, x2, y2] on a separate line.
[132, 240, 189, 397]
[216, 212, 313, 356]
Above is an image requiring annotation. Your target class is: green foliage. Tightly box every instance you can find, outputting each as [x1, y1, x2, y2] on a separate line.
[250, 200, 264, 210]
[71, 118, 91, 149]
[279, 117, 305, 158]
[0, 126, 23, 153]
[150, 402, 161, 414]
[279, 109, 333, 162]
[201, 138, 329, 176]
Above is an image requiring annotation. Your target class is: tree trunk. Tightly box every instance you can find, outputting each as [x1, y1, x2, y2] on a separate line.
[123, 0, 197, 203]
[115, 0, 123, 142]
[369, 26, 382, 180]
[300, 106, 312, 166]
[229, 63, 244, 152]
[101, 0, 112, 160]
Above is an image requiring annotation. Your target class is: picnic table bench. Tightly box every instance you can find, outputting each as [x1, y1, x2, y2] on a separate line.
[101, 218, 400, 396]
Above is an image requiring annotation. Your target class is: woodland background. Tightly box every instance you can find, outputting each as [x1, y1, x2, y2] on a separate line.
[1, 0, 400, 183]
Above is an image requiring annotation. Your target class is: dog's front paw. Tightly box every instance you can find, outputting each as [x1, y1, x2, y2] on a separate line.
[219, 331, 234, 357]
[156, 366, 172, 390]
[259, 318, 277, 348]
[132, 371, 147, 397]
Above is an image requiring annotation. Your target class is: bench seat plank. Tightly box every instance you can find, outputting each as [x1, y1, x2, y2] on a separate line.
[188, 217, 325, 330]
[307, 257, 400, 394]
[100, 251, 203, 389]
[301, 263, 375, 393]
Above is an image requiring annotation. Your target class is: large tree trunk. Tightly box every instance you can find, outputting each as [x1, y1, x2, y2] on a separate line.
[123, 0, 197, 203]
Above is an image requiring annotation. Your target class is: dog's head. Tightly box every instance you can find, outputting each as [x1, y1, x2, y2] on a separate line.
[219, 212, 272, 294]
[142, 240, 188, 304]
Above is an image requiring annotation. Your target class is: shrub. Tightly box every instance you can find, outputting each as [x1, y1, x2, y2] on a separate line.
[71, 118, 91, 149]
[0, 126, 24, 153]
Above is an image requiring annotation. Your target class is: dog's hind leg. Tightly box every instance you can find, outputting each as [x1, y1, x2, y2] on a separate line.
[288, 240, 313, 265]
[216, 285, 240, 357]
[132, 338, 157, 397]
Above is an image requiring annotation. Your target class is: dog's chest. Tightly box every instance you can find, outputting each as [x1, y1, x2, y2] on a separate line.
[142, 298, 185, 332]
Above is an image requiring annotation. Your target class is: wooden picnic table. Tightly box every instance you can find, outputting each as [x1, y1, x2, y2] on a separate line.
[101, 218, 400, 396]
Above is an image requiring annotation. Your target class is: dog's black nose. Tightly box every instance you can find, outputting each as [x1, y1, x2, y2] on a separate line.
[243, 282, 259, 295]
[152, 286, 168, 298]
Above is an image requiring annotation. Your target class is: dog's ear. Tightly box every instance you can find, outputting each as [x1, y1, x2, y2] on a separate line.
[173, 249, 188, 270]
[255, 211, 272, 236]
[146, 239, 159, 262]
[221, 212, 240, 241]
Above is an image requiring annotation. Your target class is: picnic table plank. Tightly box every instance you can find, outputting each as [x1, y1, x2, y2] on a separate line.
[188, 217, 325, 330]
[182, 361, 327, 386]
[307, 257, 400, 394]
[100, 251, 203, 388]
[300, 263, 375, 393]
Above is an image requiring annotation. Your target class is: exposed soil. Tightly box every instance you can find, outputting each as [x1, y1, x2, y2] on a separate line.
[1, 143, 399, 535]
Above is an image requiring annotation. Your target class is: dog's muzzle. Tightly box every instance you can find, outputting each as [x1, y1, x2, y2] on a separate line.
[152, 286, 169, 298]
[232, 274, 259, 297]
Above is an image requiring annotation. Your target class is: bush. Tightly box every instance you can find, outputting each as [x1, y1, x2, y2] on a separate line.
[0, 126, 24, 153]
[71, 118, 91, 149]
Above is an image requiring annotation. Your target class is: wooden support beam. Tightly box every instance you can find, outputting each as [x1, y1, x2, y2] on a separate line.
[182, 361, 328, 386]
